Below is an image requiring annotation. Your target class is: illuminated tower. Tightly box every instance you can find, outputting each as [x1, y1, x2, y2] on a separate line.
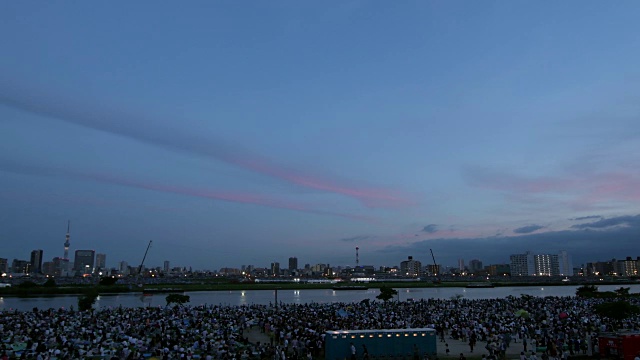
[64, 220, 71, 261]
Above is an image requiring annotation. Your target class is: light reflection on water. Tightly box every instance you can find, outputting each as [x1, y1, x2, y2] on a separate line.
[1, 284, 639, 311]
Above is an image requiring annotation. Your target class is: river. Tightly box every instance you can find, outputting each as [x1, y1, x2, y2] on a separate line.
[2, 284, 639, 311]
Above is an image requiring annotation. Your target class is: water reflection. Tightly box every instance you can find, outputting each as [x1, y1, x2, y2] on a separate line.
[2, 284, 640, 311]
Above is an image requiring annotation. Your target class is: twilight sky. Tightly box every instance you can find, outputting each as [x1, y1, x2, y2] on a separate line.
[1, 2, 639, 271]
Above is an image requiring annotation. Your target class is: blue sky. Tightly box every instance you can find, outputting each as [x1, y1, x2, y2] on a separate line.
[1, 2, 639, 270]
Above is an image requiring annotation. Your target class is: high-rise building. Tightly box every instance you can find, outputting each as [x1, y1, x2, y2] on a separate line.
[119, 261, 129, 276]
[558, 250, 574, 276]
[511, 251, 569, 276]
[400, 256, 422, 277]
[468, 259, 483, 273]
[164, 261, 170, 274]
[12, 259, 30, 274]
[288, 257, 298, 272]
[618, 257, 638, 276]
[458, 259, 465, 271]
[42, 261, 55, 276]
[74, 250, 95, 274]
[30, 249, 44, 274]
[533, 254, 559, 276]
[270, 262, 280, 276]
[0, 258, 8, 274]
[95, 253, 107, 272]
[52, 257, 69, 277]
[510, 251, 535, 276]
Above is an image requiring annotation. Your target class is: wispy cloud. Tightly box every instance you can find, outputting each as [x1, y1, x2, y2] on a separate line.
[570, 215, 602, 221]
[570, 214, 640, 229]
[339, 235, 372, 242]
[0, 86, 413, 208]
[464, 166, 640, 211]
[0, 159, 374, 222]
[421, 224, 438, 233]
[463, 167, 575, 194]
[513, 224, 544, 234]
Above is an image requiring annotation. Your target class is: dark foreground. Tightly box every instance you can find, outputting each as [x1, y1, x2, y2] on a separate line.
[1, 294, 638, 360]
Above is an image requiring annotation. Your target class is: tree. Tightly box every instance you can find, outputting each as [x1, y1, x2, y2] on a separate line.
[78, 290, 99, 311]
[614, 287, 630, 297]
[376, 286, 398, 302]
[17, 281, 38, 288]
[43, 278, 57, 287]
[166, 294, 190, 306]
[99, 276, 118, 286]
[594, 301, 640, 321]
[576, 284, 599, 297]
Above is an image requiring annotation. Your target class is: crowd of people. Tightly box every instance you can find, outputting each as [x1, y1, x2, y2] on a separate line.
[1, 294, 639, 360]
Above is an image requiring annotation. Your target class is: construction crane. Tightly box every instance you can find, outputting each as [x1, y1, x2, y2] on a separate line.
[430, 248, 441, 284]
[136, 240, 152, 287]
[138, 240, 152, 275]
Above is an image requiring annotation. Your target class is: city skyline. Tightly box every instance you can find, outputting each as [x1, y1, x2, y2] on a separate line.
[1, 2, 640, 269]
[1, 234, 638, 275]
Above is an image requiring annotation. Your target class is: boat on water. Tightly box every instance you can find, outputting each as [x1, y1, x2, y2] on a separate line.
[332, 285, 369, 290]
[465, 283, 495, 288]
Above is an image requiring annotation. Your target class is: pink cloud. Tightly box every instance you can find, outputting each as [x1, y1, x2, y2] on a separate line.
[79, 172, 377, 222]
[466, 166, 640, 212]
[237, 156, 413, 208]
[0, 159, 375, 222]
[0, 87, 413, 209]
[465, 167, 577, 193]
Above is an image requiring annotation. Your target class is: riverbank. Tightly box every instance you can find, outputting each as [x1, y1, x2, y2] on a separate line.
[1, 278, 638, 297]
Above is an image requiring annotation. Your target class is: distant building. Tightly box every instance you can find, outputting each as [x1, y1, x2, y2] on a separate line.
[426, 264, 440, 276]
[510, 251, 570, 276]
[0, 258, 7, 274]
[74, 250, 95, 274]
[558, 250, 573, 276]
[95, 253, 107, 272]
[42, 261, 55, 276]
[30, 249, 43, 274]
[468, 259, 483, 273]
[486, 264, 510, 276]
[400, 256, 422, 277]
[119, 261, 129, 276]
[458, 259, 465, 271]
[510, 251, 535, 276]
[533, 254, 559, 276]
[164, 260, 170, 274]
[288, 257, 298, 272]
[618, 257, 638, 276]
[51, 257, 69, 277]
[12, 259, 30, 274]
[270, 262, 280, 277]
[219, 268, 242, 276]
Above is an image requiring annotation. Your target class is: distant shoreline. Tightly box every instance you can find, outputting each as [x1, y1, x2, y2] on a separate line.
[1, 279, 637, 297]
